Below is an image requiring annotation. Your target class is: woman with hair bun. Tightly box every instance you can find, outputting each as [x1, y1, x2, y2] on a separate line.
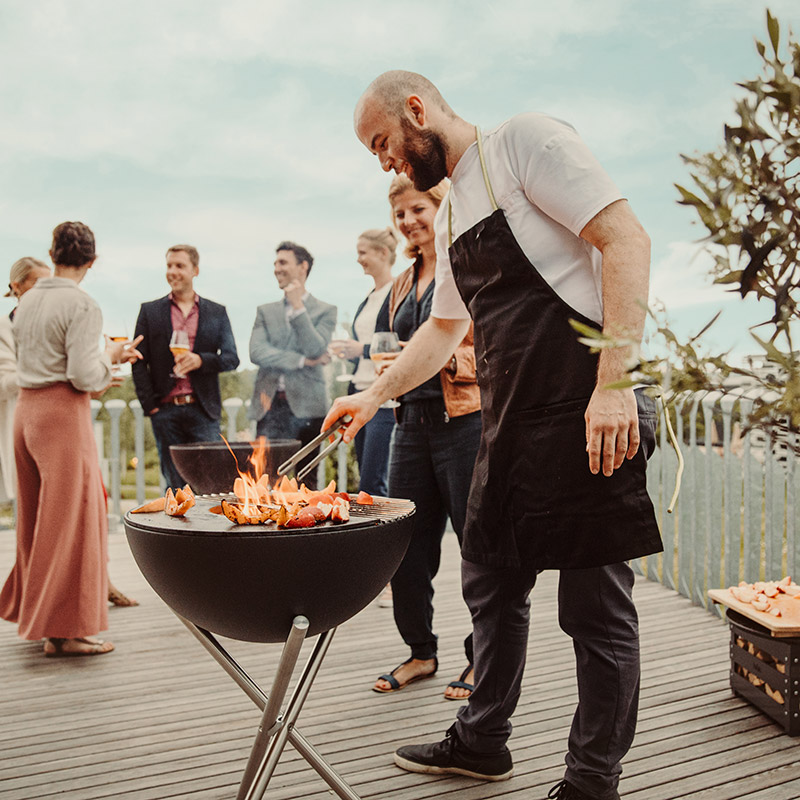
[0, 222, 142, 657]
[330, 227, 397, 498]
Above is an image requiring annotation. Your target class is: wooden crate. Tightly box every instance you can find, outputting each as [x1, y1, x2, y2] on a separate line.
[727, 610, 800, 736]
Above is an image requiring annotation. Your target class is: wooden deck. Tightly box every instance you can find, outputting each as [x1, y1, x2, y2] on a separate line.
[1, 521, 800, 800]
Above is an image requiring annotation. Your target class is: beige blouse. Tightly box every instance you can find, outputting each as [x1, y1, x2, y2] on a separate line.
[14, 277, 112, 392]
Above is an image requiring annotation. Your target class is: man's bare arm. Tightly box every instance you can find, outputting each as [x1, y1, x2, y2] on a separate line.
[321, 316, 470, 443]
[579, 199, 650, 476]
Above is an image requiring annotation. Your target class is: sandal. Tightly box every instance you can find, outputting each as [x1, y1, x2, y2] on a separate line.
[373, 657, 438, 693]
[108, 587, 139, 607]
[44, 637, 115, 657]
[444, 663, 474, 700]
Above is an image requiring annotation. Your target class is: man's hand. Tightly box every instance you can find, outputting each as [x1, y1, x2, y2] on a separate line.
[304, 353, 331, 367]
[321, 389, 382, 445]
[584, 386, 639, 476]
[284, 280, 305, 310]
[174, 351, 202, 375]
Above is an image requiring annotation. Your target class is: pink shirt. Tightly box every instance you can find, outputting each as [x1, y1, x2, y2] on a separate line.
[165, 293, 199, 400]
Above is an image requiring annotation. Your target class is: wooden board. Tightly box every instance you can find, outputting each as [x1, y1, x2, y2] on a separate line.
[708, 588, 800, 637]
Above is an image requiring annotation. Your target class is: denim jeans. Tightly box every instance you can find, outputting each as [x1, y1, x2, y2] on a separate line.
[388, 398, 481, 662]
[150, 403, 221, 489]
[353, 406, 395, 497]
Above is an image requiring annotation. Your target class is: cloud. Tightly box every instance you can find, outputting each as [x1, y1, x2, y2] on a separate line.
[649, 241, 735, 310]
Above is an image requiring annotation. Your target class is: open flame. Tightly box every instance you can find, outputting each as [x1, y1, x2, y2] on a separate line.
[214, 436, 357, 526]
[221, 434, 272, 518]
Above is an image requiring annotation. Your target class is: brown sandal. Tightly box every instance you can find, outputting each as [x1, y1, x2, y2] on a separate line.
[44, 637, 115, 657]
[108, 588, 139, 607]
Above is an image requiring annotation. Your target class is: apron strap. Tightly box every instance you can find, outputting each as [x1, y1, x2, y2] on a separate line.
[448, 126, 499, 247]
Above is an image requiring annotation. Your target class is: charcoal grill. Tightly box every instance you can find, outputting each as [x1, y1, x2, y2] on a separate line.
[124, 494, 414, 799]
[169, 439, 300, 495]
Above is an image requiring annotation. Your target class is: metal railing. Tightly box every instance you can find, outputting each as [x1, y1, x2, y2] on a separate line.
[639, 392, 798, 609]
[90, 392, 799, 611]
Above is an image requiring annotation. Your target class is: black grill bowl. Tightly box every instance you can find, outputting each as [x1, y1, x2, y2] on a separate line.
[169, 440, 300, 495]
[124, 496, 414, 642]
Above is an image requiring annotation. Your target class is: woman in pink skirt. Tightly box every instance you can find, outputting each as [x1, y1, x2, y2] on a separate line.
[0, 221, 141, 657]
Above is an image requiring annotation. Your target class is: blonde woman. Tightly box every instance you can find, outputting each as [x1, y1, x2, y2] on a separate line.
[0, 258, 51, 502]
[330, 227, 397, 497]
[370, 175, 481, 701]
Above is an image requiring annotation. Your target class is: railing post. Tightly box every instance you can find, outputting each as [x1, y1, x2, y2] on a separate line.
[104, 399, 127, 519]
[223, 397, 244, 442]
[688, 393, 703, 605]
[673, 394, 687, 596]
[702, 393, 722, 608]
[738, 396, 759, 583]
[89, 399, 107, 489]
[129, 399, 146, 506]
[787, 431, 797, 578]
[720, 395, 739, 588]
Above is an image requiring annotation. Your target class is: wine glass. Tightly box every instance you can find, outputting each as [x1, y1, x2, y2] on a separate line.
[370, 332, 401, 408]
[169, 330, 190, 379]
[108, 324, 129, 374]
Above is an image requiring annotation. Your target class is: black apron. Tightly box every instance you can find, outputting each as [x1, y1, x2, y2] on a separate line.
[447, 128, 662, 570]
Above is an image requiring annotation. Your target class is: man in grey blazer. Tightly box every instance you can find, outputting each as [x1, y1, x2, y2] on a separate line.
[249, 241, 336, 488]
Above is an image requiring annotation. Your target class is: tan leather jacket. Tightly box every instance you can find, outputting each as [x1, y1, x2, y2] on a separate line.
[388, 263, 480, 419]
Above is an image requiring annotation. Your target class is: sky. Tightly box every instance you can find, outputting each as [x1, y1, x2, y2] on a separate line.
[1, 0, 797, 368]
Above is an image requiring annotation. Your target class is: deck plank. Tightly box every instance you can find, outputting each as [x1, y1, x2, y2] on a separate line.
[1, 521, 799, 799]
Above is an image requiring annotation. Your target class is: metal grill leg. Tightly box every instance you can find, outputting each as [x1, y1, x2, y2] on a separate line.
[172, 612, 361, 800]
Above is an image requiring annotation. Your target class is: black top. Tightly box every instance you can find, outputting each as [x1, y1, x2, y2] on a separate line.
[392, 275, 441, 403]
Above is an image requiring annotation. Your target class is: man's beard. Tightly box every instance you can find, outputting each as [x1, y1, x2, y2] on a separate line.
[401, 119, 448, 191]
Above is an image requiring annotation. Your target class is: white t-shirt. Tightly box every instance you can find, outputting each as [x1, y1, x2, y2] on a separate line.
[351, 282, 392, 391]
[431, 113, 623, 325]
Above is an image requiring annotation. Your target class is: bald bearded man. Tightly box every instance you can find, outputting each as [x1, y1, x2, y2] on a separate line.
[323, 71, 662, 800]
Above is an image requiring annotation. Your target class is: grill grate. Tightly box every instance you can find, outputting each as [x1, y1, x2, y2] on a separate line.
[128, 495, 415, 536]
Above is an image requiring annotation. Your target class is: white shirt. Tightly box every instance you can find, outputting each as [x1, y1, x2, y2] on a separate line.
[13, 277, 112, 391]
[431, 113, 623, 325]
[351, 282, 392, 391]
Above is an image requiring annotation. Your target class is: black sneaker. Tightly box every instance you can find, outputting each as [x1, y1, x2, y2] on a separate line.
[547, 779, 621, 800]
[394, 725, 513, 781]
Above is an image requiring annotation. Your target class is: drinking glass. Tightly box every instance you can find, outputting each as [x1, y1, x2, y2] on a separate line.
[370, 332, 401, 408]
[108, 324, 130, 374]
[169, 330, 190, 379]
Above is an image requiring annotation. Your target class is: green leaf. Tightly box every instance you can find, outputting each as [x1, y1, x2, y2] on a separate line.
[755, 38, 766, 58]
[603, 379, 639, 391]
[568, 319, 604, 339]
[767, 9, 780, 57]
[750, 331, 789, 367]
[675, 184, 708, 208]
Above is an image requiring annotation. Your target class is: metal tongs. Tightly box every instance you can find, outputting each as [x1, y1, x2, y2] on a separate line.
[276, 415, 352, 483]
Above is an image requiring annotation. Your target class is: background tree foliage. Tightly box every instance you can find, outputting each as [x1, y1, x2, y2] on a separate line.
[578, 9, 799, 446]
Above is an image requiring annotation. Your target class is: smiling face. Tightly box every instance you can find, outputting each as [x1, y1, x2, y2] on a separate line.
[390, 189, 439, 251]
[356, 96, 448, 192]
[273, 249, 308, 290]
[166, 249, 198, 294]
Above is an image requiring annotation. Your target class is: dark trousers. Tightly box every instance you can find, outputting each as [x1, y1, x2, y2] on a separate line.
[256, 393, 324, 490]
[455, 561, 639, 799]
[388, 399, 481, 662]
[353, 406, 394, 497]
[151, 403, 221, 490]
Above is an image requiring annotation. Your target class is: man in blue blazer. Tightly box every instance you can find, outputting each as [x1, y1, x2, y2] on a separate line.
[133, 244, 239, 488]
[249, 241, 336, 488]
